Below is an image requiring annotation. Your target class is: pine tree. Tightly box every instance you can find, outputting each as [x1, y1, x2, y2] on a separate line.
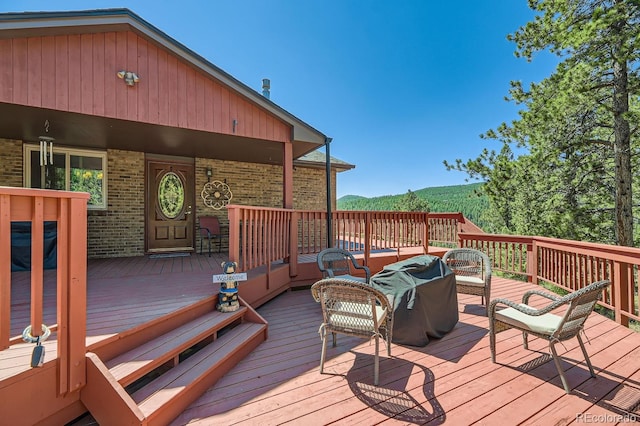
[447, 0, 640, 245]
[393, 190, 430, 212]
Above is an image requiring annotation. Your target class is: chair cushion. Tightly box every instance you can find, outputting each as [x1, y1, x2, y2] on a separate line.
[455, 275, 485, 287]
[330, 301, 387, 331]
[495, 304, 561, 335]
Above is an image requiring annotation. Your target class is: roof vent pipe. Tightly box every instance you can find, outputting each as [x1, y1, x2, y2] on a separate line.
[262, 78, 270, 99]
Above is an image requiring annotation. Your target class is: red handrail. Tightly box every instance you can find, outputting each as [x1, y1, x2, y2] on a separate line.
[459, 232, 639, 327]
[228, 206, 430, 271]
[0, 187, 89, 395]
[227, 205, 294, 272]
[332, 211, 430, 256]
[226, 207, 637, 328]
[428, 212, 464, 247]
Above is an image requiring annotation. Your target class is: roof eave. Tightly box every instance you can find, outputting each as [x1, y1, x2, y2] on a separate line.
[293, 160, 355, 172]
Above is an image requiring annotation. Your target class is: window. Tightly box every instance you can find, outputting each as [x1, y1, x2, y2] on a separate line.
[23, 144, 108, 210]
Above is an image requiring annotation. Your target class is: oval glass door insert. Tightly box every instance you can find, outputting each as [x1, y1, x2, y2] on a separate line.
[158, 171, 184, 218]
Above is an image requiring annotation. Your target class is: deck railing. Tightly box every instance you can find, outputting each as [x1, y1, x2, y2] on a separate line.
[428, 212, 464, 247]
[460, 233, 640, 327]
[227, 205, 295, 272]
[459, 233, 533, 278]
[331, 211, 429, 258]
[228, 207, 637, 327]
[228, 206, 430, 272]
[297, 210, 329, 255]
[0, 187, 89, 395]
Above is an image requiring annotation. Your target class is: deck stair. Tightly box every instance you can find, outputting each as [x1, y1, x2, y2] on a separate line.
[81, 298, 268, 425]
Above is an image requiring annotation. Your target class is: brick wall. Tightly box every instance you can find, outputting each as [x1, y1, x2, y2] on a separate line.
[0, 139, 24, 187]
[194, 159, 335, 211]
[87, 149, 145, 258]
[293, 166, 336, 211]
[194, 158, 336, 252]
[0, 139, 337, 259]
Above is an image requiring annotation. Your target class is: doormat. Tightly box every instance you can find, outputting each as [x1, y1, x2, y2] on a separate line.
[149, 253, 191, 259]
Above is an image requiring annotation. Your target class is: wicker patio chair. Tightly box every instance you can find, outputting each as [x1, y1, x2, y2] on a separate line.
[488, 279, 611, 393]
[311, 278, 393, 385]
[317, 247, 371, 283]
[442, 248, 492, 315]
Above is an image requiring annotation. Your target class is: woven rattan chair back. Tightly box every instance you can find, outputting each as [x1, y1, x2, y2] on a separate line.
[311, 278, 393, 385]
[553, 282, 609, 341]
[317, 247, 371, 283]
[442, 248, 492, 315]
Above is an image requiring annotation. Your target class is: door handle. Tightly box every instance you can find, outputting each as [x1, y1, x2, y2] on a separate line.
[185, 205, 192, 215]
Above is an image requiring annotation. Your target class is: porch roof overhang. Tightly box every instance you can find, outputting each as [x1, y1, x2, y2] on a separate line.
[0, 102, 319, 165]
[0, 8, 328, 164]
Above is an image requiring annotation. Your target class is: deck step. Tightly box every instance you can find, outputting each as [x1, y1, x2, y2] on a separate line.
[82, 299, 268, 426]
[105, 307, 248, 387]
[133, 322, 266, 423]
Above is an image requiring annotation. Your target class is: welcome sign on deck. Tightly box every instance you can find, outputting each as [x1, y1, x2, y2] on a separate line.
[212, 272, 247, 283]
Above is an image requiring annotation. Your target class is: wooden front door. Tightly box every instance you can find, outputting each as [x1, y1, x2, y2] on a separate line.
[146, 159, 195, 253]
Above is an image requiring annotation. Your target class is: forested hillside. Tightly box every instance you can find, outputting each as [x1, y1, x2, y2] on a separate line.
[337, 183, 489, 228]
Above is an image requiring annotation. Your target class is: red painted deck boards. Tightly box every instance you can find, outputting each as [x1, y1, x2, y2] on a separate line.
[3, 256, 639, 425]
[173, 277, 640, 425]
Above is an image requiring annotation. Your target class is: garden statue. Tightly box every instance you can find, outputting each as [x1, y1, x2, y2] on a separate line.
[217, 261, 240, 312]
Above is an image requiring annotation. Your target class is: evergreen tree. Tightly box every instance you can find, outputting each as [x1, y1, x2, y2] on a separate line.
[447, 0, 640, 245]
[393, 190, 430, 212]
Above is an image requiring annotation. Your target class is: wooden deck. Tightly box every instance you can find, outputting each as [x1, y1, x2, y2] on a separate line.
[4, 254, 640, 425]
[3, 253, 229, 381]
[172, 279, 640, 425]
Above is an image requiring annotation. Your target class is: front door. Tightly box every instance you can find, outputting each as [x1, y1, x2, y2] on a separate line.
[146, 158, 195, 253]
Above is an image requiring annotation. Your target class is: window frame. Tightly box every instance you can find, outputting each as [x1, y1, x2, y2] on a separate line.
[23, 144, 109, 210]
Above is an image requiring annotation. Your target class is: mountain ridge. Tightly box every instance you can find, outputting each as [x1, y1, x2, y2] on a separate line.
[337, 182, 488, 228]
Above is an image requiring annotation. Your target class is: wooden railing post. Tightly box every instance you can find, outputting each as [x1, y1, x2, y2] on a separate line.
[364, 212, 371, 266]
[426, 212, 464, 248]
[289, 210, 298, 277]
[0, 194, 11, 349]
[528, 240, 537, 284]
[65, 196, 88, 394]
[57, 197, 70, 394]
[30, 196, 44, 337]
[423, 212, 429, 253]
[227, 205, 241, 266]
[612, 260, 630, 327]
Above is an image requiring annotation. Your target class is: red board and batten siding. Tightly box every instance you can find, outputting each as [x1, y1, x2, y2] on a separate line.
[0, 31, 290, 142]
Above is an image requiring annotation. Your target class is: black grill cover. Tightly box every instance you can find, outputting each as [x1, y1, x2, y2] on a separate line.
[371, 255, 458, 346]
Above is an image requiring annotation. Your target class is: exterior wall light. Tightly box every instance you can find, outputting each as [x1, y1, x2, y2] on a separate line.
[206, 167, 213, 182]
[117, 70, 140, 86]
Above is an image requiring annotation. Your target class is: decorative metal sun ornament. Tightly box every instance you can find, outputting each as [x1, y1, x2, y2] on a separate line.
[201, 180, 233, 210]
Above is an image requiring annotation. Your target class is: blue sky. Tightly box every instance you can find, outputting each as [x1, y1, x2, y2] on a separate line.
[1, 1, 558, 198]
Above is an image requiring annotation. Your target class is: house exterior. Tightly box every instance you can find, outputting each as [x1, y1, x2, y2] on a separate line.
[2, 10, 640, 426]
[0, 8, 354, 259]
